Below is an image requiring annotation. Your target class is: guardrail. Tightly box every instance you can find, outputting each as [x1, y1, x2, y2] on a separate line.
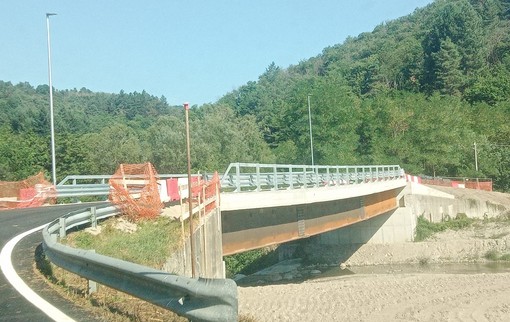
[42, 205, 238, 321]
[55, 163, 405, 197]
[218, 163, 405, 192]
[55, 174, 202, 198]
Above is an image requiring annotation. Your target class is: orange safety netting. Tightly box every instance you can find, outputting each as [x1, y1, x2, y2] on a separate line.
[0, 172, 55, 209]
[191, 172, 220, 216]
[109, 163, 163, 221]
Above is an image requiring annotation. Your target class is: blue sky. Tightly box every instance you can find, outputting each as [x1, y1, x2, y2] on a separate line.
[1, 1, 433, 106]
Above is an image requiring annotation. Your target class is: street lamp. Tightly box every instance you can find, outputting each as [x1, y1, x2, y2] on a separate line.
[307, 95, 314, 166]
[46, 13, 57, 185]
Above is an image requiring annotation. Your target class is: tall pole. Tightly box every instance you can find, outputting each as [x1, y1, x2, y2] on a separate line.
[46, 13, 57, 185]
[474, 142, 478, 172]
[184, 102, 196, 278]
[307, 95, 314, 166]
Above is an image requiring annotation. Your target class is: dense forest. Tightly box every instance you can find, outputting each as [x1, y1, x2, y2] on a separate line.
[1, 0, 509, 191]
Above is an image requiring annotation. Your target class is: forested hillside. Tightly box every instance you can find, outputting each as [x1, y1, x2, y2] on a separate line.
[219, 0, 510, 191]
[0, 83, 272, 181]
[1, 0, 509, 191]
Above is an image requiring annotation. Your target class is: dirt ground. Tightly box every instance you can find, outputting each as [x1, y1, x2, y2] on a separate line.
[238, 272, 510, 321]
[238, 224, 510, 321]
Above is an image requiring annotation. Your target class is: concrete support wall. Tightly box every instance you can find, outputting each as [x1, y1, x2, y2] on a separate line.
[318, 206, 415, 245]
[162, 208, 225, 279]
[405, 182, 509, 222]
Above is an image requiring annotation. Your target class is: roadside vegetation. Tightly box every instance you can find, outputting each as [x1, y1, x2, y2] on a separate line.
[415, 213, 510, 263]
[62, 216, 183, 269]
[38, 215, 259, 321]
[224, 247, 279, 277]
[414, 213, 476, 241]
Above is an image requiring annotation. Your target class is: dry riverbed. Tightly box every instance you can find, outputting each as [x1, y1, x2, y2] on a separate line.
[238, 218, 510, 321]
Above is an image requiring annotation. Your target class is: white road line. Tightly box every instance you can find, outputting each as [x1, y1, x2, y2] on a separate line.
[0, 224, 76, 322]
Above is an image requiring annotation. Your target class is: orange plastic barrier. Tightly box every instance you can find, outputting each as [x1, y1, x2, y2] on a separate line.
[0, 172, 55, 209]
[109, 163, 163, 221]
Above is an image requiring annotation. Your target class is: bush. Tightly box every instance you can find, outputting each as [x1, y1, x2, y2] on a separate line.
[485, 250, 500, 261]
[415, 214, 475, 241]
[224, 247, 278, 277]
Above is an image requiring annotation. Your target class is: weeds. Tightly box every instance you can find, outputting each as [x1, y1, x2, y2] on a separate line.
[62, 216, 183, 269]
[418, 257, 429, 266]
[484, 250, 500, 261]
[224, 247, 279, 277]
[484, 250, 510, 261]
[415, 213, 475, 241]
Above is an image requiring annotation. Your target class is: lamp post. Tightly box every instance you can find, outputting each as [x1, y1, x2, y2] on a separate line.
[307, 95, 314, 166]
[46, 13, 57, 185]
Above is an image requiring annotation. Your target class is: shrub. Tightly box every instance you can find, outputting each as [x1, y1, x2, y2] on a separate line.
[484, 250, 500, 261]
[224, 247, 278, 277]
[415, 214, 475, 241]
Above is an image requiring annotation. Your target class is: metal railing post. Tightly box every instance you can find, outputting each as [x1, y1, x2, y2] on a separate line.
[256, 164, 261, 192]
[59, 217, 66, 238]
[90, 206, 97, 229]
[273, 165, 278, 190]
[289, 166, 294, 189]
[235, 163, 241, 192]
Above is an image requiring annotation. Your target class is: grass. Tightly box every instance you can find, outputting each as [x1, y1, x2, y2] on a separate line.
[484, 250, 510, 261]
[415, 213, 476, 241]
[62, 216, 184, 269]
[41, 214, 260, 321]
[484, 250, 501, 261]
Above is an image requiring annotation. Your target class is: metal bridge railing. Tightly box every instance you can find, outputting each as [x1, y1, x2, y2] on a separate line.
[217, 163, 405, 193]
[55, 164, 405, 197]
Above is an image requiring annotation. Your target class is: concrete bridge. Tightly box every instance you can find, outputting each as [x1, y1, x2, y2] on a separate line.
[55, 162, 413, 277]
[217, 163, 407, 256]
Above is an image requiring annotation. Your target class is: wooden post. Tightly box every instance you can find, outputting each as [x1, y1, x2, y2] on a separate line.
[184, 102, 196, 278]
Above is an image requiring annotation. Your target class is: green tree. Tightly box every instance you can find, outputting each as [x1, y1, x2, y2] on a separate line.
[81, 123, 145, 174]
[432, 37, 463, 95]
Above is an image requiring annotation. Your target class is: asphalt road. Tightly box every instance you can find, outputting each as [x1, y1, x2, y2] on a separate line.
[0, 203, 107, 322]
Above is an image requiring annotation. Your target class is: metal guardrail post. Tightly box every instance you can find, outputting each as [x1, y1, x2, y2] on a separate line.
[88, 249, 97, 295]
[59, 217, 66, 238]
[90, 207, 97, 229]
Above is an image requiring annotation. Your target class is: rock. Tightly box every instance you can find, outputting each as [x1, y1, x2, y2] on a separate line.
[114, 217, 138, 233]
[85, 226, 102, 235]
[339, 262, 347, 270]
[269, 274, 283, 282]
[283, 272, 295, 280]
[233, 274, 246, 281]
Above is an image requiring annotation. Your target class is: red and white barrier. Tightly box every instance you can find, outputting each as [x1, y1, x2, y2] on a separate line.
[405, 174, 422, 184]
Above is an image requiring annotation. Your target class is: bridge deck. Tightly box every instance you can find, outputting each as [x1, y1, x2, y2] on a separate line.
[220, 179, 406, 255]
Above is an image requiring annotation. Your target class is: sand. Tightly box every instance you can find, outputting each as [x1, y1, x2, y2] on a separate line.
[238, 217, 510, 321]
[238, 272, 510, 321]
